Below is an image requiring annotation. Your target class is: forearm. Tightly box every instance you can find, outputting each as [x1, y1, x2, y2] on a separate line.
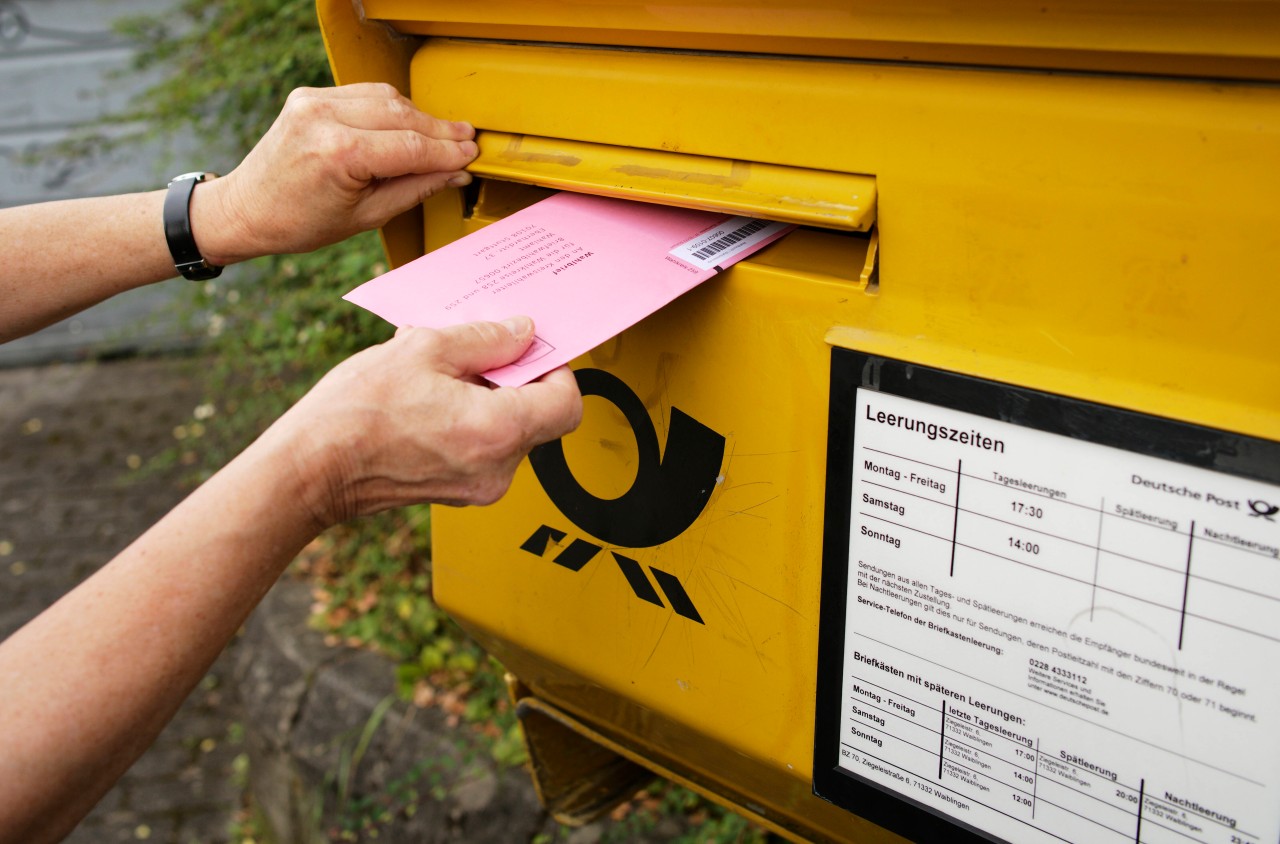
[0, 432, 320, 844]
[0, 191, 180, 343]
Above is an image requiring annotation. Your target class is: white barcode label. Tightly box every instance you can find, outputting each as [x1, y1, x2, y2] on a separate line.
[668, 216, 791, 271]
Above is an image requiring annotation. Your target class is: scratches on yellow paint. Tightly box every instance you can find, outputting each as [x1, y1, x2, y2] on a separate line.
[702, 568, 806, 620]
[1038, 328, 1076, 357]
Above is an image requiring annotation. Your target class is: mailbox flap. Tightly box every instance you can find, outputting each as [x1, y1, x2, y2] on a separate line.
[469, 131, 876, 232]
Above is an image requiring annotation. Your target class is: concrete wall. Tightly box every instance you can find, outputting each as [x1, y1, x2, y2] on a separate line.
[0, 0, 178, 205]
[0, 0, 202, 365]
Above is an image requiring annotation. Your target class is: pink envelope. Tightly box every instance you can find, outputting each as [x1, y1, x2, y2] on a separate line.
[343, 192, 793, 386]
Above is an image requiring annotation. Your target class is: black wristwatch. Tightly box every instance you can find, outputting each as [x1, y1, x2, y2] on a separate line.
[163, 171, 222, 281]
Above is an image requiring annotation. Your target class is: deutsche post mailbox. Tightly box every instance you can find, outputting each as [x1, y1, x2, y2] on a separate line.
[320, 4, 1280, 843]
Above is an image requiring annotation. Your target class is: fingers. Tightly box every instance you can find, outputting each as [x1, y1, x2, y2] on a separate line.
[392, 323, 583, 446]
[399, 318, 536, 378]
[288, 85, 474, 141]
[357, 172, 470, 227]
[345, 129, 478, 182]
[281, 85, 478, 185]
[288, 82, 399, 101]
[506, 366, 584, 447]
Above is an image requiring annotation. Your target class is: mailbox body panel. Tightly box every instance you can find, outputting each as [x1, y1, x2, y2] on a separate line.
[318, 9, 1280, 843]
[411, 38, 1280, 843]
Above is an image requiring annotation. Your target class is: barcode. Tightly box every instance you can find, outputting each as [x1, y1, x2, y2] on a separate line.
[691, 219, 770, 261]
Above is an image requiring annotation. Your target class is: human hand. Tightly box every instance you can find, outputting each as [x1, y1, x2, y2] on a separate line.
[191, 83, 478, 266]
[257, 317, 582, 529]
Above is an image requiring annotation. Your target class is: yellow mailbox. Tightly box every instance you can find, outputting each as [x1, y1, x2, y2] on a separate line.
[320, 4, 1280, 843]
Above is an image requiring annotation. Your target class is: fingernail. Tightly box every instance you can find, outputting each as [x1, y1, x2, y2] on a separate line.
[500, 316, 533, 340]
[459, 139, 479, 158]
[454, 120, 475, 137]
[448, 171, 472, 188]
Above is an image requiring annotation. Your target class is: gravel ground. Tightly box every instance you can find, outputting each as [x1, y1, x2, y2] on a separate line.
[0, 356, 245, 843]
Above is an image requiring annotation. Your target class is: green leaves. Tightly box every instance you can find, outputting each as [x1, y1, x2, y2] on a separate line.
[114, 0, 331, 158]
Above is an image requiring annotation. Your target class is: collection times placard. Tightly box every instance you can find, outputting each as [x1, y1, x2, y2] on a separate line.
[826, 383, 1279, 844]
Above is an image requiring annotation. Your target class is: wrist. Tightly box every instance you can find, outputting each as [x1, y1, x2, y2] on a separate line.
[186, 175, 254, 268]
[245, 411, 357, 533]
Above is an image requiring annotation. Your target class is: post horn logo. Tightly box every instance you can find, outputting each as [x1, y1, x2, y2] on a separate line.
[519, 369, 726, 623]
[1248, 499, 1278, 521]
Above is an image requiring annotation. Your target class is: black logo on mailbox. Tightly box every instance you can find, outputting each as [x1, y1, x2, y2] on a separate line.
[530, 369, 726, 547]
[520, 369, 726, 623]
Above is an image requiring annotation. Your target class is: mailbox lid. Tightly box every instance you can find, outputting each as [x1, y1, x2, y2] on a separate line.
[468, 131, 877, 232]
[363, 0, 1280, 81]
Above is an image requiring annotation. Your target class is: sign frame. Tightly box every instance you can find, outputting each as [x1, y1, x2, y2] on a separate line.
[812, 347, 1280, 843]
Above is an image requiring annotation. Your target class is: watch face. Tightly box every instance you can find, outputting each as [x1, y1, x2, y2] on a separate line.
[170, 171, 212, 184]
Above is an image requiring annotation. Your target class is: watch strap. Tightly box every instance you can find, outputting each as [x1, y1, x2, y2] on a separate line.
[164, 172, 222, 281]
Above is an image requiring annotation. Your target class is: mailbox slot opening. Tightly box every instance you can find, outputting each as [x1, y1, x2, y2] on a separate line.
[458, 176, 879, 292]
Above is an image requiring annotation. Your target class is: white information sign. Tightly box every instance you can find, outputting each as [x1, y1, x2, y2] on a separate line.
[835, 388, 1280, 844]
